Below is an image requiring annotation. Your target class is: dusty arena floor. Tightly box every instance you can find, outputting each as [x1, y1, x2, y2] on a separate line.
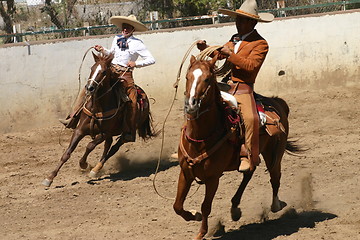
[1, 86, 360, 240]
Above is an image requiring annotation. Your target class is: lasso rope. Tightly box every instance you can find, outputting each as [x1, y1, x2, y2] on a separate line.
[152, 41, 231, 200]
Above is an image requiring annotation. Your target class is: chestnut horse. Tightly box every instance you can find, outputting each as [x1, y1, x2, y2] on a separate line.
[173, 55, 293, 239]
[42, 52, 155, 187]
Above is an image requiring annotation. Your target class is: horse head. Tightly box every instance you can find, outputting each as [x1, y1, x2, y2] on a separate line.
[86, 52, 114, 95]
[184, 54, 218, 117]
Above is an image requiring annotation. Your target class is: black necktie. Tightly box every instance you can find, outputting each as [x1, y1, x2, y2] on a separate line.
[117, 37, 128, 51]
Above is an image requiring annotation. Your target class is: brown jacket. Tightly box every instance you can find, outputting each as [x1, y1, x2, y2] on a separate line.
[225, 30, 269, 84]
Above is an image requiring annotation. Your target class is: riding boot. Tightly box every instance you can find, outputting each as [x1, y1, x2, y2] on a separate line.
[59, 115, 80, 129]
[239, 157, 250, 172]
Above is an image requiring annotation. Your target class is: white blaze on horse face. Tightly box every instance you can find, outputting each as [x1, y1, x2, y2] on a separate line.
[189, 68, 203, 108]
[90, 65, 102, 80]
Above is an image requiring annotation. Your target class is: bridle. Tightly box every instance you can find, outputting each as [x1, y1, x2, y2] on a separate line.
[86, 63, 126, 100]
[184, 75, 215, 121]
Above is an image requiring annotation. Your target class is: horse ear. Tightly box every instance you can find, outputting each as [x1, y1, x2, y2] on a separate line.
[106, 52, 114, 65]
[209, 53, 218, 67]
[190, 55, 196, 65]
[92, 51, 99, 62]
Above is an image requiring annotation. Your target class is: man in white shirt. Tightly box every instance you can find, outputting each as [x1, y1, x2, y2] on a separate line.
[60, 15, 155, 142]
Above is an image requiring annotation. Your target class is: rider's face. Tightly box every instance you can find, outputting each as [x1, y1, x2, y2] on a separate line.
[122, 23, 135, 37]
[235, 16, 257, 35]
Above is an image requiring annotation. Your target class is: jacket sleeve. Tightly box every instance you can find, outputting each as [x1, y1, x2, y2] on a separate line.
[227, 40, 269, 72]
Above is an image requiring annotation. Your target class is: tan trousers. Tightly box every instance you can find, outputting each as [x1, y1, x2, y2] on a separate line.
[69, 88, 86, 118]
[114, 71, 138, 138]
[234, 93, 260, 169]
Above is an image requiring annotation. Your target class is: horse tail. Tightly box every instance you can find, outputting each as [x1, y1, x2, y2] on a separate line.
[285, 139, 307, 157]
[138, 112, 157, 140]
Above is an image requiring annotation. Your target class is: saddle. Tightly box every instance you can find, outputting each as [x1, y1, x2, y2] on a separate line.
[255, 93, 286, 136]
[219, 82, 286, 137]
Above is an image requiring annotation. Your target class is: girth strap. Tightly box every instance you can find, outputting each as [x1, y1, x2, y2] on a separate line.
[179, 128, 235, 166]
[82, 107, 118, 119]
[82, 106, 119, 139]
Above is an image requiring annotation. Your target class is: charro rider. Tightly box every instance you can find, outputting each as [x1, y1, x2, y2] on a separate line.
[197, 0, 274, 172]
[60, 15, 155, 142]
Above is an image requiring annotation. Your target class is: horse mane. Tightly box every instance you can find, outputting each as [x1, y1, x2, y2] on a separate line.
[96, 52, 114, 64]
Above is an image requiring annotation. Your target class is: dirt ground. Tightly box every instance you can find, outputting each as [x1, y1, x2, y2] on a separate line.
[1, 86, 360, 240]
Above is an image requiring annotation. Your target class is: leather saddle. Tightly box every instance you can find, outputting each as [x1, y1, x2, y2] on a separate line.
[218, 82, 286, 137]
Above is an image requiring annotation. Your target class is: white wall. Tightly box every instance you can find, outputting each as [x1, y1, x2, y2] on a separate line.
[0, 10, 359, 133]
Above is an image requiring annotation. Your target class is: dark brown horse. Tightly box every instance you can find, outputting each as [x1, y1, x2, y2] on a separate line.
[42, 52, 155, 187]
[173, 55, 293, 239]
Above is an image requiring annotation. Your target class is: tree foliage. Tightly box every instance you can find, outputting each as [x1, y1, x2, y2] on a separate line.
[142, 0, 237, 19]
[0, 0, 16, 43]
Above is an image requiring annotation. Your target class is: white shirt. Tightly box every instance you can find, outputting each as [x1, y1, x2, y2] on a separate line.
[234, 30, 255, 53]
[104, 35, 155, 68]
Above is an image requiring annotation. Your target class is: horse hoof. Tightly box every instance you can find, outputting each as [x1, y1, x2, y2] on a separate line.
[190, 209, 202, 221]
[42, 178, 53, 187]
[271, 200, 287, 213]
[79, 162, 88, 169]
[194, 232, 206, 240]
[89, 170, 98, 178]
[231, 207, 242, 221]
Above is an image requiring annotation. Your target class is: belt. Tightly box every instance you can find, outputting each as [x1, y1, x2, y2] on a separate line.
[111, 64, 133, 72]
[228, 81, 253, 95]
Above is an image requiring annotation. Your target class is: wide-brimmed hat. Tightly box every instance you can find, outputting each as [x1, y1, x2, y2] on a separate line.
[219, 0, 274, 23]
[109, 15, 148, 32]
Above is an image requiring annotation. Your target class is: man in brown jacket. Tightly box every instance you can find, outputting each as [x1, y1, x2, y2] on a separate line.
[197, 0, 274, 172]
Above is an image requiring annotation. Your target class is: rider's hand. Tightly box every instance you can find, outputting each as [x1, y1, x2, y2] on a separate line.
[196, 40, 208, 51]
[94, 45, 103, 52]
[127, 61, 136, 68]
[219, 45, 233, 57]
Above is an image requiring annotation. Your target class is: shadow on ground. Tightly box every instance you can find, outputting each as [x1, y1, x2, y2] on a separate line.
[86, 157, 178, 184]
[215, 209, 337, 240]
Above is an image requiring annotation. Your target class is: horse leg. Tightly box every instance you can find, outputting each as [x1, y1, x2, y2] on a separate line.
[195, 177, 219, 240]
[102, 136, 125, 161]
[263, 138, 287, 213]
[173, 168, 201, 222]
[89, 136, 113, 177]
[89, 136, 125, 178]
[79, 134, 106, 169]
[42, 130, 85, 187]
[230, 170, 254, 221]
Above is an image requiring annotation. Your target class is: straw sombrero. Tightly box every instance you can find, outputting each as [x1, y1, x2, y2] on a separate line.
[109, 15, 148, 32]
[219, 0, 274, 23]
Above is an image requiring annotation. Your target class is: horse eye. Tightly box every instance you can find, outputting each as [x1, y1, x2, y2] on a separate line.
[204, 78, 209, 83]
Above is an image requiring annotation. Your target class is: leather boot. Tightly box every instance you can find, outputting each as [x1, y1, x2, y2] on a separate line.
[239, 157, 250, 172]
[59, 116, 78, 129]
[59, 118, 71, 126]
